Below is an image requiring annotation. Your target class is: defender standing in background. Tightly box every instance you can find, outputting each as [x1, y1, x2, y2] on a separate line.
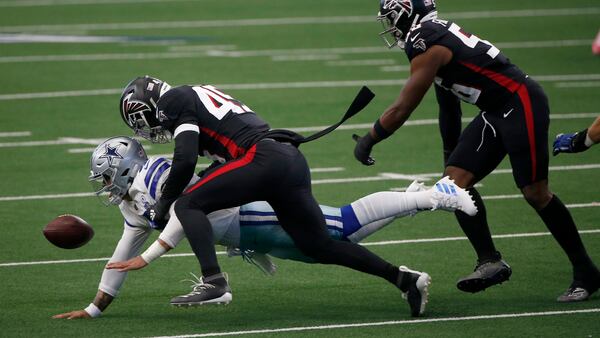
[353, 0, 600, 301]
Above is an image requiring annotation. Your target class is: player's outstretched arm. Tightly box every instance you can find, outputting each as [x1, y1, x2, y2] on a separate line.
[107, 239, 172, 272]
[353, 45, 452, 165]
[52, 290, 113, 319]
[553, 116, 599, 155]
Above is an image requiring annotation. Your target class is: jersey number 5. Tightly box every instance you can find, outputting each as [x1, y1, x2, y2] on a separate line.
[447, 23, 500, 59]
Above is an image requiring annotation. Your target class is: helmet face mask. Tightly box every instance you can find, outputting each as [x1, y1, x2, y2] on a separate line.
[377, 0, 437, 49]
[89, 136, 148, 206]
[120, 76, 172, 144]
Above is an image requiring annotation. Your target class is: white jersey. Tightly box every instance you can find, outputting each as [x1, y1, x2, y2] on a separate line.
[99, 156, 240, 297]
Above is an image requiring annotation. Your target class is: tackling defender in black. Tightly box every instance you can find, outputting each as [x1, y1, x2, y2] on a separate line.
[119, 77, 431, 316]
[354, 0, 600, 302]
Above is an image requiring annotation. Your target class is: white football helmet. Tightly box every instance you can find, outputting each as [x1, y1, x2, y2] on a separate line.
[89, 136, 148, 205]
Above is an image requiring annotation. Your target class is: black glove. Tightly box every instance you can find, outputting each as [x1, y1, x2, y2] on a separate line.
[145, 199, 172, 231]
[352, 133, 376, 166]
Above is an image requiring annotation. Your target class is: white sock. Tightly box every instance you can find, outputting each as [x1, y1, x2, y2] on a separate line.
[346, 191, 432, 243]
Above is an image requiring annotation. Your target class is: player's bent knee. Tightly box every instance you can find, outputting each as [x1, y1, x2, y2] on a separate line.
[444, 166, 476, 188]
[521, 181, 553, 210]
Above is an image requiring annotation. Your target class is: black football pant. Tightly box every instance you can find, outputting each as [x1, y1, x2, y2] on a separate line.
[174, 139, 399, 284]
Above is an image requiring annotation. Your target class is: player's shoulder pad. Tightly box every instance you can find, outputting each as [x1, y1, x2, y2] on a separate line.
[405, 19, 450, 59]
[156, 85, 195, 124]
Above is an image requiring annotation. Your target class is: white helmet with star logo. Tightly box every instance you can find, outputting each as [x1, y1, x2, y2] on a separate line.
[89, 136, 148, 205]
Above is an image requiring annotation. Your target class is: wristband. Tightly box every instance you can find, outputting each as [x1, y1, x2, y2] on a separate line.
[141, 241, 168, 264]
[584, 133, 594, 147]
[373, 119, 392, 140]
[84, 303, 102, 318]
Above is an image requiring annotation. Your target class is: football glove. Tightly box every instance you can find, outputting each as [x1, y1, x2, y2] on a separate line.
[553, 129, 590, 155]
[352, 133, 376, 166]
[144, 199, 171, 230]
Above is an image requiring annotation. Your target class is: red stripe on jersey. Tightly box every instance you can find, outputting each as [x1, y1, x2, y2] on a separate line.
[200, 126, 246, 159]
[184, 144, 257, 194]
[459, 61, 521, 92]
[516, 86, 537, 182]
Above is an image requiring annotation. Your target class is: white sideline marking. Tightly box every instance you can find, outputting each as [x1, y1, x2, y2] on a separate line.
[146, 308, 600, 338]
[0, 131, 31, 137]
[1, 164, 598, 201]
[3, 229, 600, 268]
[2, 75, 600, 101]
[2, 8, 598, 33]
[556, 81, 600, 88]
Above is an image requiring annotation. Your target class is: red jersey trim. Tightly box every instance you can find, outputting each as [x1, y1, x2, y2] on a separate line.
[184, 144, 257, 194]
[200, 126, 246, 159]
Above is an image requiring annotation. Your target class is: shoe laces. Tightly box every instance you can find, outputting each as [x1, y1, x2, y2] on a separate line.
[181, 272, 216, 295]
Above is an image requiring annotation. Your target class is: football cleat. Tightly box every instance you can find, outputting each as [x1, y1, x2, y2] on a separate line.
[557, 286, 590, 303]
[398, 266, 431, 317]
[170, 272, 232, 306]
[406, 179, 427, 192]
[430, 176, 478, 216]
[457, 259, 512, 293]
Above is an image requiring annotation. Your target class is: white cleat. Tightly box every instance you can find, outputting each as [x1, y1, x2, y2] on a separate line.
[430, 176, 478, 216]
[406, 179, 427, 192]
[399, 266, 431, 317]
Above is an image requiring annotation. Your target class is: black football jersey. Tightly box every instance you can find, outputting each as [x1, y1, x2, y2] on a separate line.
[405, 19, 527, 112]
[157, 85, 269, 161]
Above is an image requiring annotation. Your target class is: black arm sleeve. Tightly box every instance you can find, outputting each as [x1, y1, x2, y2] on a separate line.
[435, 84, 463, 165]
[159, 130, 199, 204]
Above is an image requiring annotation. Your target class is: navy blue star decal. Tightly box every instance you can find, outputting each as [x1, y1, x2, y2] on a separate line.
[99, 144, 123, 166]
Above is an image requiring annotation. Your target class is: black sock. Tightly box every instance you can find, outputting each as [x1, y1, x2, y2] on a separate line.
[536, 195, 599, 281]
[397, 271, 414, 292]
[455, 188, 499, 262]
[175, 204, 222, 278]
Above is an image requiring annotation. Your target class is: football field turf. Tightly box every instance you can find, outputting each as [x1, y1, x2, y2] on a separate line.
[1, 0, 599, 336]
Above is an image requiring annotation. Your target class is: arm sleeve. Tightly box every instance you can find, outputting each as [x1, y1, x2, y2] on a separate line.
[159, 128, 199, 203]
[98, 224, 152, 297]
[435, 84, 463, 165]
[158, 204, 186, 248]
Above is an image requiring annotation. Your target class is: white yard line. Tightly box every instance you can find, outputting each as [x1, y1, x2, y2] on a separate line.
[326, 59, 396, 67]
[0, 131, 31, 137]
[2, 8, 598, 33]
[0, 0, 188, 7]
[1, 112, 594, 149]
[3, 229, 600, 268]
[0, 39, 588, 64]
[3, 74, 600, 101]
[145, 308, 600, 338]
[1, 164, 598, 202]
[555, 81, 600, 88]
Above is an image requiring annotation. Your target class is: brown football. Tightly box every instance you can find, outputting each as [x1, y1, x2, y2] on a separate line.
[43, 214, 94, 249]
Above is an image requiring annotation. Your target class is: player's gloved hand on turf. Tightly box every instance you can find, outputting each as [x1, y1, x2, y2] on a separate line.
[553, 129, 590, 155]
[52, 309, 92, 320]
[352, 134, 376, 166]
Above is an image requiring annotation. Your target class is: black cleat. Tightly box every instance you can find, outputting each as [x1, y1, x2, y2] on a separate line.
[399, 266, 431, 317]
[170, 272, 232, 307]
[457, 259, 511, 293]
